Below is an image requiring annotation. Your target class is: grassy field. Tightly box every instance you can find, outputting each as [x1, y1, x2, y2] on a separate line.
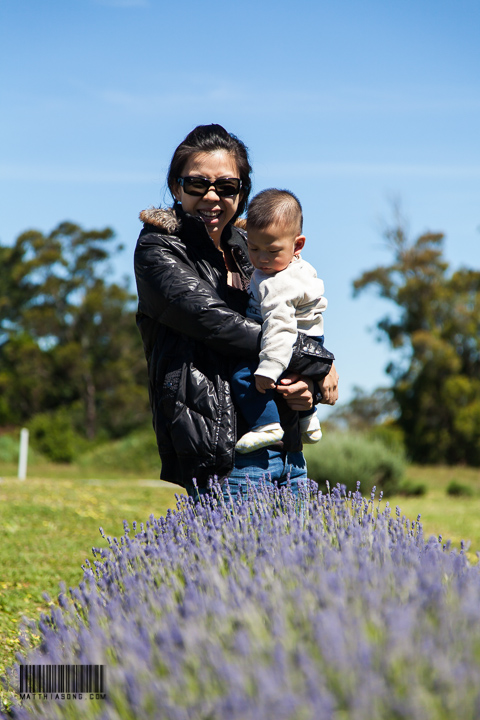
[0, 466, 182, 695]
[1, 459, 479, 710]
[392, 464, 480, 553]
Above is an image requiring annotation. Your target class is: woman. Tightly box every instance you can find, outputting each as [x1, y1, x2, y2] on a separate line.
[134, 124, 338, 500]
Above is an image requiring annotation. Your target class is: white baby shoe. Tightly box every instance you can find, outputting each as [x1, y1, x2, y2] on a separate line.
[299, 414, 323, 444]
[235, 423, 284, 454]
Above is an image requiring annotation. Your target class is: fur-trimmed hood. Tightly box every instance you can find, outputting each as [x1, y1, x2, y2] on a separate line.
[139, 206, 247, 236]
[139, 206, 180, 234]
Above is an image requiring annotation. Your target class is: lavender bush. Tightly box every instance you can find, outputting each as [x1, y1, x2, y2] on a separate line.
[4, 482, 480, 720]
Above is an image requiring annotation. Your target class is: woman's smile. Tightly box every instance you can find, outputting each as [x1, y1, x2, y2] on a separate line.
[198, 207, 222, 221]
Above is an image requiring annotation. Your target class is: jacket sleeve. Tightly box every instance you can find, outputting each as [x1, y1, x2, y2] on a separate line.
[134, 232, 261, 359]
[253, 272, 299, 382]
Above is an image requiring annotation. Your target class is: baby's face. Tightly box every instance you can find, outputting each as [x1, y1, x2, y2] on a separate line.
[247, 224, 305, 275]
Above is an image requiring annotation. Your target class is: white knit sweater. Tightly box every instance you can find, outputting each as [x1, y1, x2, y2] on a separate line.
[247, 256, 328, 382]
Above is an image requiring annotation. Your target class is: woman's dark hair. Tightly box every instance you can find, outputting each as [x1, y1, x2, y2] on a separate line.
[167, 124, 252, 220]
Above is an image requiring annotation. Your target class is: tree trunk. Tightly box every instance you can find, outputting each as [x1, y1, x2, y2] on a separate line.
[83, 369, 96, 440]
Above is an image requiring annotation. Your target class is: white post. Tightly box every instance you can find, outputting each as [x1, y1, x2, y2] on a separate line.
[18, 428, 29, 480]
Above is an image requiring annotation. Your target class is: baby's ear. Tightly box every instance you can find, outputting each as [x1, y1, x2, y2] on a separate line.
[294, 235, 306, 255]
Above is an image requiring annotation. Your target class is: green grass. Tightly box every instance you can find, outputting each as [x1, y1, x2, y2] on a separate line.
[389, 464, 480, 556]
[0, 466, 183, 699]
[1, 452, 480, 712]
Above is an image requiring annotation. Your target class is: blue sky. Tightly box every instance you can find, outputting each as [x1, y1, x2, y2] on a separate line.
[1, 0, 479, 416]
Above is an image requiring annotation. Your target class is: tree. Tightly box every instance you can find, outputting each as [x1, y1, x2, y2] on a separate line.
[327, 386, 399, 432]
[353, 213, 480, 465]
[0, 222, 150, 444]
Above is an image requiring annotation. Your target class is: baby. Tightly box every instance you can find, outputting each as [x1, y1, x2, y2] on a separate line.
[232, 188, 328, 453]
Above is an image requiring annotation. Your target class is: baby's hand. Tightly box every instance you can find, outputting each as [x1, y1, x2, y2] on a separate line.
[255, 375, 276, 393]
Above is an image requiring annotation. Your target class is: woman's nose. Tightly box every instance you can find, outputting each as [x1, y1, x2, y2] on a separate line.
[203, 186, 221, 200]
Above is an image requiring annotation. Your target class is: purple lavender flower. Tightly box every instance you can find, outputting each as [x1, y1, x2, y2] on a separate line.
[2, 482, 480, 720]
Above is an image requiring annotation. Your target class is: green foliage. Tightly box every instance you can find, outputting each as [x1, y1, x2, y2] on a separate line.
[353, 208, 480, 465]
[303, 432, 406, 496]
[368, 423, 406, 454]
[0, 434, 21, 463]
[0, 222, 150, 442]
[327, 386, 399, 432]
[446, 479, 474, 497]
[397, 478, 427, 496]
[0, 431, 43, 465]
[79, 427, 160, 475]
[28, 410, 87, 463]
[326, 388, 407, 458]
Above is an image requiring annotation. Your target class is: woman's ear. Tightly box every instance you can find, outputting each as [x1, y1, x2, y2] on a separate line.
[172, 180, 181, 203]
[294, 235, 306, 255]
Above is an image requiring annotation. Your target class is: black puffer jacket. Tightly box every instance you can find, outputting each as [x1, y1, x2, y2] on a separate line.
[134, 205, 333, 491]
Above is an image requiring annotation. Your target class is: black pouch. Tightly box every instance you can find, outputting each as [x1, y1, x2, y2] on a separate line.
[161, 368, 182, 417]
[285, 333, 335, 381]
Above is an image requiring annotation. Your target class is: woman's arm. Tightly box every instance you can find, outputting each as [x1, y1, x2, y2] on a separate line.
[134, 232, 261, 359]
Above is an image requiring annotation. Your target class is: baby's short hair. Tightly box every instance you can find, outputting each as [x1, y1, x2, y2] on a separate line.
[247, 189, 303, 234]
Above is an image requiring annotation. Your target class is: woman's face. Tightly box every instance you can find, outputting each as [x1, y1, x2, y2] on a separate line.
[173, 150, 242, 246]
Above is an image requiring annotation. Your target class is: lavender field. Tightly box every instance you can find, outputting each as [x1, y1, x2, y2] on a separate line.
[4, 482, 480, 720]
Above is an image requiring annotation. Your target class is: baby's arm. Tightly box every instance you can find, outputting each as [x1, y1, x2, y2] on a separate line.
[251, 272, 299, 383]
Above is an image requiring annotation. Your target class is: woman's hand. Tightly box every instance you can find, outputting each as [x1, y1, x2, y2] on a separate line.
[276, 363, 339, 410]
[276, 374, 315, 411]
[318, 363, 339, 405]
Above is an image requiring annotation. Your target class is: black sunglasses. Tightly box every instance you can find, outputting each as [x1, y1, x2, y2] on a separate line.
[177, 176, 242, 197]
